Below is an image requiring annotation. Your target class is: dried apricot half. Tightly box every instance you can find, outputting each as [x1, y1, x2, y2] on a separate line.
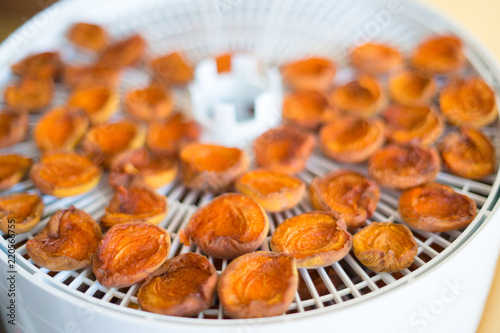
[147, 113, 200, 157]
[125, 83, 174, 121]
[440, 128, 496, 179]
[218, 251, 298, 319]
[0, 154, 31, 190]
[67, 85, 119, 124]
[0, 108, 28, 148]
[137, 253, 217, 317]
[11, 51, 60, 79]
[180, 143, 249, 193]
[4, 77, 53, 112]
[353, 222, 418, 272]
[109, 148, 177, 189]
[271, 211, 352, 268]
[368, 145, 440, 190]
[350, 42, 404, 76]
[253, 125, 315, 174]
[93, 222, 170, 288]
[26, 206, 102, 271]
[0, 193, 44, 234]
[67, 22, 108, 53]
[216, 53, 232, 73]
[30, 151, 102, 197]
[150, 52, 194, 86]
[411, 35, 465, 74]
[34, 107, 89, 151]
[82, 119, 146, 168]
[100, 186, 168, 228]
[97, 34, 147, 69]
[179, 193, 269, 259]
[319, 115, 385, 163]
[440, 78, 498, 128]
[389, 70, 437, 107]
[309, 170, 380, 230]
[282, 91, 338, 130]
[281, 57, 336, 92]
[235, 169, 305, 212]
[399, 182, 477, 232]
[63, 63, 120, 90]
[383, 105, 444, 146]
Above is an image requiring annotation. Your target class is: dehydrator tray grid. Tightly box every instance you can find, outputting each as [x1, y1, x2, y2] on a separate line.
[1, 0, 500, 324]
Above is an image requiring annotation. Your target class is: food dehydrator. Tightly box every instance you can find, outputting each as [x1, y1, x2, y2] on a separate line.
[1, 0, 500, 332]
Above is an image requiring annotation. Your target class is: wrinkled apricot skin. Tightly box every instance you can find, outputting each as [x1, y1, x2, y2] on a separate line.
[309, 170, 380, 230]
[271, 212, 352, 268]
[147, 113, 200, 157]
[63, 63, 120, 90]
[26, 206, 102, 271]
[180, 143, 249, 193]
[11, 52, 60, 79]
[253, 126, 315, 175]
[383, 105, 444, 147]
[109, 148, 177, 189]
[282, 57, 336, 92]
[440, 128, 496, 179]
[282, 91, 338, 130]
[34, 107, 89, 151]
[30, 151, 102, 198]
[4, 77, 53, 112]
[330, 76, 387, 118]
[67, 22, 108, 52]
[150, 52, 194, 86]
[125, 84, 174, 121]
[0, 193, 44, 234]
[235, 169, 305, 212]
[179, 193, 269, 259]
[93, 222, 171, 288]
[0, 155, 32, 190]
[97, 34, 147, 69]
[137, 253, 217, 317]
[399, 183, 477, 232]
[100, 186, 168, 228]
[0, 108, 28, 148]
[218, 251, 298, 319]
[369, 145, 440, 190]
[82, 120, 146, 168]
[411, 35, 465, 74]
[389, 71, 437, 107]
[67, 85, 119, 124]
[319, 115, 385, 164]
[440, 78, 498, 128]
[353, 222, 418, 273]
[350, 43, 404, 76]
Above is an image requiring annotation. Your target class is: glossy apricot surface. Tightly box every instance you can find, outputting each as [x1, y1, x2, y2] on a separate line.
[0, 108, 28, 148]
[11, 52, 60, 79]
[150, 52, 194, 85]
[125, 84, 174, 121]
[63, 63, 120, 90]
[67, 22, 108, 52]
[389, 70, 437, 107]
[282, 57, 336, 92]
[282, 91, 338, 130]
[67, 85, 119, 124]
[4, 77, 53, 112]
[411, 35, 465, 74]
[97, 34, 146, 68]
[0, 193, 44, 234]
[0, 155, 31, 190]
[350, 42, 403, 76]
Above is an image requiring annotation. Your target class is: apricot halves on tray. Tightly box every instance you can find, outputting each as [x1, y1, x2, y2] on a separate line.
[150, 52, 194, 86]
[410, 35, 465, 74]
[137, 253, 217, 317]
[30, 151, 102, 197]
[440, 128, 496, 180]
[281, 57, 336, 92]
[63, 63, 120, 90]
[271, 211, 352, 268]
[26, 206, 102, 271]
[125, 83, 174, 121]
[34, 107, 89, 151]
[368, 145, 440, 190]
[100, 186, 168, 228]
[309, 170, 380, 230]
[349, 42, 404, 76]
[330, 76, 386, 118]
[282, 91, 338, 130]
[0, 108, 28, 148]
[253, 125, 315, 174]
[11, 51, 61, 79]
[0, 154, 31, 190]
[383, 105, 444, 146]
[0, 192, 44, 234]
[319, 115, 385, 163]
[235, 169, 305, 212]
[4, 77, 53, 112]
[93, 222, 170, 288]
[67, 22, 108, 53]
[389, 70, 437, 107]
[67, 85, 119, 124]
[353, 222, 418, 272]
[399, 182, 477, 232]
[97, 34, 147, 69]
[439, 78, 498, 128]
[218, 251, 298, 319]
[180, 143, 249, 193]
[179, 193, 269, 259]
